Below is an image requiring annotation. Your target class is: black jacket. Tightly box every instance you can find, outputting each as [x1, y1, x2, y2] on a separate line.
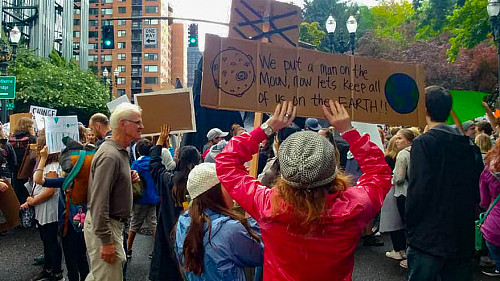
[148, 145, 183, 281]
[406, 125, 483, 258]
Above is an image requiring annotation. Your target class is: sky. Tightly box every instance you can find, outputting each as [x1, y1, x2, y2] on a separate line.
[168, 0, 380, 50]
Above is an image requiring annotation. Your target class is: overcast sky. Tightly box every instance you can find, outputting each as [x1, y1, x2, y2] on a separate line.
[168, 0, 380, 50]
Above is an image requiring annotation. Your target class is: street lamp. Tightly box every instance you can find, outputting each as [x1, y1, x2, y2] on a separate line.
[325, 15, 357, 54]
[102, 68, 112, 101]
[346, 16, 358, 55]
[0, 26, 21, 123]
[488, 0, 500, 108]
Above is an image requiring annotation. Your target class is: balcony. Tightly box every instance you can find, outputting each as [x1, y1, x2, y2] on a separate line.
[131, 58, 142, 65]
[132, 0, 142, 5]
[131, 71, 142, 77]
[132, 11, 142, 17]
[132, 22, 142, 29]
[131, 47, 142, 53]
[131, 82, 142, 89]
[131, 35, 142, 41]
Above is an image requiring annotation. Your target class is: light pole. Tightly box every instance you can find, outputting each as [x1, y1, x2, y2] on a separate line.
[0, 26, 21, 123]
[325, 15, 357, 54]
[488, 0, 500, 108]
[102, 68, 112, 102]
[113, 68, 119, 98]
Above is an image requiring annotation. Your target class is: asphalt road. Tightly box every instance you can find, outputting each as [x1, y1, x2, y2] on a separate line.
[0, 227, 497, 281]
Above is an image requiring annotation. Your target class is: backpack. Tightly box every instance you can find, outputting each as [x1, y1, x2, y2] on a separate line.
[9, 136, 29, 150]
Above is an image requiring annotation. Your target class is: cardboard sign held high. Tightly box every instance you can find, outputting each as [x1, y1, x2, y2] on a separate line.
[201, 33, 426, 127]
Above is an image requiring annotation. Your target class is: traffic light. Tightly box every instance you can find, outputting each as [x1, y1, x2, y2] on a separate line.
[188, 24, 198, 47]
[102, 25, 114, 49]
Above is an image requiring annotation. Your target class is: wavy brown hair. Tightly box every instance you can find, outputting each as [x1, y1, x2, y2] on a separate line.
[178, 184, 261, 275]
[485, 139, 500, 173]
[36, 129, 59, 164]
[385, 136, 400, 160]
[271, 171, 351, 226]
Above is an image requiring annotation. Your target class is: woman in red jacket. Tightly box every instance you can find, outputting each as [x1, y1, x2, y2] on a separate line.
[215, 101, 392, 281]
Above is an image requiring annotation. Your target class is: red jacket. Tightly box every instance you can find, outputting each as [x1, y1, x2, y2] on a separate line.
[216, 128, 392, 281]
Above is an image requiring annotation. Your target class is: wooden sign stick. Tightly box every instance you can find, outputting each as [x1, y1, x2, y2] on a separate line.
[450, 109, 464, 134]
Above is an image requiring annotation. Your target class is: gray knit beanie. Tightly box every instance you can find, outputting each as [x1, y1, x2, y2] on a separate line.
[278, 131, 337, 189]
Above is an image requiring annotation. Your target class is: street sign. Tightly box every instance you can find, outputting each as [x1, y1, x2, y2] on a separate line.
[0, 77, 15, 99]
[144, 28, 157, 46]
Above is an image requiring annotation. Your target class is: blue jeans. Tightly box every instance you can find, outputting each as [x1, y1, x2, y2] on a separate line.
[407, 246, 473, 281]
[486, 241, 500, 271]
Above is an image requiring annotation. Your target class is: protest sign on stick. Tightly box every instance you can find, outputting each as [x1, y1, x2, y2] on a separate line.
[29, 105, 57, 131]
[135, 88, 196, 136]
[107, 95, 130, 113]
[44, 116, 79, 153]
[9, 113, 32, 135]
[201, 35, 427, 127]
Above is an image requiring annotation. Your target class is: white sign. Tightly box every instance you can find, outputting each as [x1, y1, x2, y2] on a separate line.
[2, 123, 9, 136]
[45, 116, 79, 154]
[144, 28, 157, 46]
[29, 106, 57, 131]
[107, 95, 130, 113]
[352, 122, 384, 151]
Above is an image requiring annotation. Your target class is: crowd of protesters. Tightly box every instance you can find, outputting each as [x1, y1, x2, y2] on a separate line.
[0, 85, 499, 281]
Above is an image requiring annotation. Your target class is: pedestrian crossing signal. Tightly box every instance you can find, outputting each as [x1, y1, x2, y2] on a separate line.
[102, 25, 114, 49]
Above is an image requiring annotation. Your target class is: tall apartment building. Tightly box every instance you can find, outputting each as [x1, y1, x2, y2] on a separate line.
[187, 46, 201, 87]
[73, 0, 181, 101]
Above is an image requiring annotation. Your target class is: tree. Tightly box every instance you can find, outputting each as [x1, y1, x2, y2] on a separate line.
[368, 1, 415, 43]
[12, 47, 109, 123]
[445, 0, 490, 62]
[299, 22, 326, 46]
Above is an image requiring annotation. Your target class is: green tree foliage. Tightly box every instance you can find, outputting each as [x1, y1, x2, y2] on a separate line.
[414, 0, 456, 40]
[299, 22, 326, 46]
[368, 1, 415, 42]
[445, 0, 490, 62]
[12, 47, 109, 122]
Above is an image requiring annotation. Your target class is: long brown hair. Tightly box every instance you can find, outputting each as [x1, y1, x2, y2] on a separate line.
[172, 146, 201, 206]
[179, 184, 261, 275]
[271, 172, 351, 226]
[485, 139, 500, 173]
[36, 129, 59, 164]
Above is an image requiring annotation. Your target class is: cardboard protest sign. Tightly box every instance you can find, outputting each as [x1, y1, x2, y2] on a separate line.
[135, 88, 196, 136]
[44, 116, 79, 153]
[107, 95, 130, 113]
[29, 106, 57, 131]
[228, 0, 301, 47]
[201, 34, 426, 126]
[0, 183, 20, 232]
[9, 113, 32, 135]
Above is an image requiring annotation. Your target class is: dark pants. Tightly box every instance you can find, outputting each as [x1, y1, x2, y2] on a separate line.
[390, 229, 407, 252]
[396, 195, 406, 226]
[62, 225, 89, 281]
[486, 241, 500, 271]
[38, 221, 62, 273]
[11, 176, 28, 205]
[407, 246, 473, 281]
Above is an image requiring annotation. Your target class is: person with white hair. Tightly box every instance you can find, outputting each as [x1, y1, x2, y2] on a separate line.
[84, 103, 143, 280]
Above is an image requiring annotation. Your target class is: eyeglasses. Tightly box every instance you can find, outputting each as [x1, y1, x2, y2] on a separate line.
[124, 119, 143, 126]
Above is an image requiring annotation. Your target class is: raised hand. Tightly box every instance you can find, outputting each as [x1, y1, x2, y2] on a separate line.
[265, 101, 297, 132]
[322, 100, 353, 133]
[156, 124, 171, 147]
[40, 146, 48, 159]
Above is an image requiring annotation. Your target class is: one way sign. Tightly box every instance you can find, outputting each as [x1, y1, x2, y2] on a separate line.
[144, 28, 157, 46]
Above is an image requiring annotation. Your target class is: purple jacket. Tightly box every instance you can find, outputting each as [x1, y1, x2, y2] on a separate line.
[480, 164, 500, 247]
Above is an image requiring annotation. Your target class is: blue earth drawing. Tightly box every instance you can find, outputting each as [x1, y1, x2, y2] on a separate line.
[384, 73, 419, 114]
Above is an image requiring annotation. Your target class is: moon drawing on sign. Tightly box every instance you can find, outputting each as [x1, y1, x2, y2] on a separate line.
[211, 47, 255, 97]
[384, 73, 419, 114]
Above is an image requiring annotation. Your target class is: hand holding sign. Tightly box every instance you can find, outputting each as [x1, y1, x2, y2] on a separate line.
[265, 101, 297, 132]
[322, 101, 353, 134]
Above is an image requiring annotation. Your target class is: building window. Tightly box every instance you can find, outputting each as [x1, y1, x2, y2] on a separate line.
[132, 21, 141, 28]
[74, 19, 80, 26]
[89, 43, 98, 49]
[117, 42, 126, 49]
[117, 30, 126, 37]
[102, 0, 113, 3]
[89, 31, 98, 38]
[145, 6, 158, 13]
[101, 20, 112, 26]
[144, 65, 158, 72]
[117, 77, 126, 85]
[117, 65, 126, 72]
[118, 53, 126, 60]
[101, 8, 113, 15]
[118, 19, 126, 26]
[144, 19, 158, 25]
[73, 31, 80, 38]
[89, 20, 98, 26]
[89, 55, 98, 62]
[101, 55, 113, 61]
[89, 8, 98, 15]
[144, 53, 158, 60]
[144, 77, 158, 84]
[73, 42, 80, 50]
[73, 54, 80, 61]
[117, 89, 126, 96]
[118, 7, 126, 13]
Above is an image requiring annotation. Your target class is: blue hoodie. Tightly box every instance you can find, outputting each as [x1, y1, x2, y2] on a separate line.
[175, 209, 263, 281]
[131, 156, 160, 205]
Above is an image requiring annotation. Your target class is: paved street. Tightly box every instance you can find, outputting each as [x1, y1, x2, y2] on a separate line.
[0, 226, 497, 281]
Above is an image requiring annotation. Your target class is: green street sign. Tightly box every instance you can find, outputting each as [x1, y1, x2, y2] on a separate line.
[0, 76, 15, 99]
